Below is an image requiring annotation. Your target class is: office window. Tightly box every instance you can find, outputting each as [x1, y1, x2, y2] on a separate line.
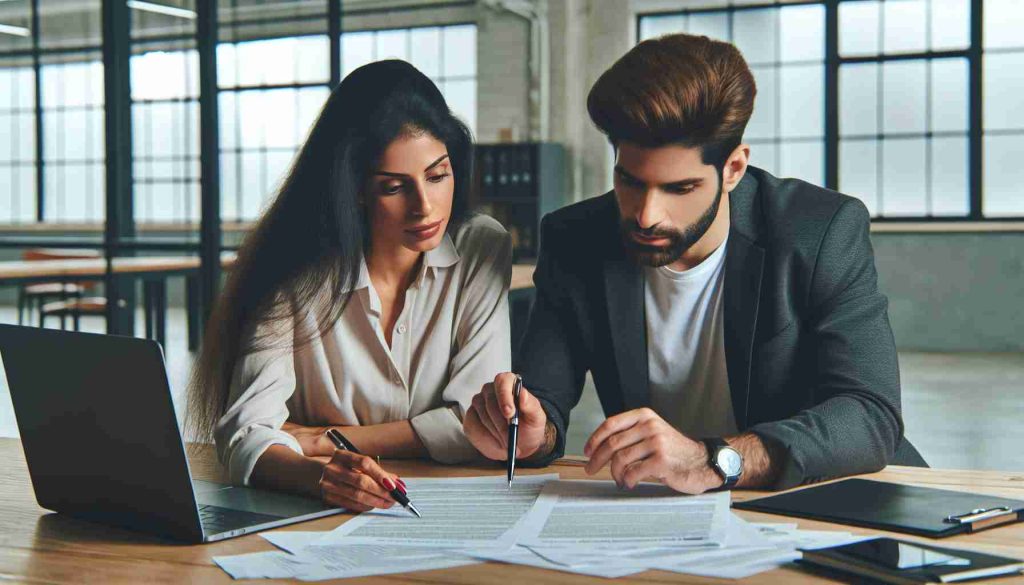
[0, 57, 36, 223]
[31, 0, 105, 224]
[341, 24, 477, 137]
[640, 6, 826, 189]
[39, 55, 106, 224]
[219, 87, 328, 220]
[218, 1, 330, 222]
[131, 1, 200, 224]
[0, 0, 36, 223]
[639, 0, 1024, 219]
[838, 0, 970, 217]
[982, 0, 1024, 217]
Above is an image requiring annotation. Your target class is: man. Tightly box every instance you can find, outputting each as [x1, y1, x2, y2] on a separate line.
[464, 33, 926, 492]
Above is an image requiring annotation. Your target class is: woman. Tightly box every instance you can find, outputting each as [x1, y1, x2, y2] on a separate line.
[186, 60, 511, 513]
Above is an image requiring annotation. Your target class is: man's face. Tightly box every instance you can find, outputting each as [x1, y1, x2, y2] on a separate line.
[613, 141, 723, 268]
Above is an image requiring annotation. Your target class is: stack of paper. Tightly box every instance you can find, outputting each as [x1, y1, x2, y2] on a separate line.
[212, 475, 868, 581]
[214, 474, 556, 581]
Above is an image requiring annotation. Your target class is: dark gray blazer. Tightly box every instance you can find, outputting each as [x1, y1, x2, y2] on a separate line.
[515, 166, 926, 489]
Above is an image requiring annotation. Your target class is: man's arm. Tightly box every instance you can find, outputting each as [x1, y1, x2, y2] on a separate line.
[512, 215, 590, 466]
[583, 407, 782, 492]
[462, 214, 590, 465]
[749, 198, 904, 488]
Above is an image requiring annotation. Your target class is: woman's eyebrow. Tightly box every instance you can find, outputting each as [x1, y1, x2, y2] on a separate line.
[375, 154, 450, 178]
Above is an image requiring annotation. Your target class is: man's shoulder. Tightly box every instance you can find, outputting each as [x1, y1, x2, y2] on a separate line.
[542, 191, 618, 230]
[539, 191, 620, 256]
[742, 167, 870, 249]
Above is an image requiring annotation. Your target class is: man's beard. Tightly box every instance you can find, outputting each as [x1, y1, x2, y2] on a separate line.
[620, 185, 723, 268]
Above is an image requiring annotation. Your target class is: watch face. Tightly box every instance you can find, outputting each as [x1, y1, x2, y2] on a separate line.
[716, 447, 743, 477]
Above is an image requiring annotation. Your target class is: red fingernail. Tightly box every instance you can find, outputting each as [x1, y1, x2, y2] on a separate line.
[396, 482, 407, 494]
[382, 477, 395, 491]
[397, 477, 407, 488]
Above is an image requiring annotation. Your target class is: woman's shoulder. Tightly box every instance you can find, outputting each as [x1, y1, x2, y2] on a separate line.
[453, 213, 510, 251]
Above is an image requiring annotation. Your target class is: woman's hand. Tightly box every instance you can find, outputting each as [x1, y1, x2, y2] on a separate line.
[318, 449, 406, 512]
[282, 422, 334, 457]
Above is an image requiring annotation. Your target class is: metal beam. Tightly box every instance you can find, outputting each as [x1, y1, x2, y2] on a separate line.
[824, 0, 838, 191]
[329, 0, 341, 88]
[968, 0, 983, 219]
[101, 0, 136, 335]
[30, 0, 44, 222]
[197, 0, 222, 334]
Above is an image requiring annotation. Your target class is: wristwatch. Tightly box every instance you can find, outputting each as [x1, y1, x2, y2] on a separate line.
[702, 438, 743, 490]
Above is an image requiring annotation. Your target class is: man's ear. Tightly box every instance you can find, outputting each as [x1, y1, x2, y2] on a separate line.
[722, 144, 750, 193]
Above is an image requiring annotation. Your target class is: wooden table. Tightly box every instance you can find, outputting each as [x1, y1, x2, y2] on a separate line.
[0, 254, 238, 350]
[1, 438, 1022, 584]
[0, 258, 536, 351]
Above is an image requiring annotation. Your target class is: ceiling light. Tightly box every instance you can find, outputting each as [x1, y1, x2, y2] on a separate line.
[0, 23, 30, 37]
[127, 1, 197, 20]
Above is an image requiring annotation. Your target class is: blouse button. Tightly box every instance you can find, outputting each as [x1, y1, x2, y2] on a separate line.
[397, 323, 408, 335]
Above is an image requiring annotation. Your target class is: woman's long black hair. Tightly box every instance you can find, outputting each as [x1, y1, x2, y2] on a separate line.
[187, 60, 474, 444]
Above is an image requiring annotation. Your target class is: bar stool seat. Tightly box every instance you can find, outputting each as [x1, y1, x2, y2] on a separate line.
[17, 248, 102, 327]
[41, 297, 107, 315]
[23, 283, 86, 296]
[41, 297, 107, 331]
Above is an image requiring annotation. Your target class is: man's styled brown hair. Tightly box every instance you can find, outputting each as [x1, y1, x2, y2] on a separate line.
[587, 33, 756, 170]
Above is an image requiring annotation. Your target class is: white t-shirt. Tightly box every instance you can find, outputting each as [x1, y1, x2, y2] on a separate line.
[643, 237, 738, 439]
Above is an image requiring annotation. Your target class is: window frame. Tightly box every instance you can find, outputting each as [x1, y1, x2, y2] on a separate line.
[636, 0, 1020, 222]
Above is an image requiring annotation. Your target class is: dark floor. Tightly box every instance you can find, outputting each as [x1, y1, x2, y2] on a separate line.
[1, 307, 1021, 471]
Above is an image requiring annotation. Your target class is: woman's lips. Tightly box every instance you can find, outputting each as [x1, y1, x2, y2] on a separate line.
[406, 219, 443, 240]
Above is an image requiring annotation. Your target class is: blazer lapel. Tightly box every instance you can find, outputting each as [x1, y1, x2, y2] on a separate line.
[723, 232, 765, 430]
[605, 256, 649, 411]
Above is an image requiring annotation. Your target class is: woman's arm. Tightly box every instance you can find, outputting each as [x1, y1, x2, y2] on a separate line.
[408, 220, 513, 463]
[283, 420, 427, 459]
[250, 444, 402, 511]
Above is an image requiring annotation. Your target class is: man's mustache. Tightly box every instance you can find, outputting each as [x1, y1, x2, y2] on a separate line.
[625, 222, 680, 240]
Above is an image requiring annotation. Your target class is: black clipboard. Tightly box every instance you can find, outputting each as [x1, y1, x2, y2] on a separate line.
[734, 478, 1024, 538]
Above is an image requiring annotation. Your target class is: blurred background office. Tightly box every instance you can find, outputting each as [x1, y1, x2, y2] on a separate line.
[0, 0, 1020, 471]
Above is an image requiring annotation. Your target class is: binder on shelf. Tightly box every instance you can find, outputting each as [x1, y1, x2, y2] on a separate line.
[471, 142, 567, 261]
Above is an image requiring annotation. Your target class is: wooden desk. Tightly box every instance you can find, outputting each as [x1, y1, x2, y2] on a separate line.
[510, 263, 535, 291]
[0, 254, 238, 350]
[2, 438, 1022, 584]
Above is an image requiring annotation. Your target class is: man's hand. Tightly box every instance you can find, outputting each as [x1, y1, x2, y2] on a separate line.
[583, 408, 721, 494]
[464, 372, 549, 461]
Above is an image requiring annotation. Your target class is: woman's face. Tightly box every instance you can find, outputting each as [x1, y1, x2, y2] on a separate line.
[365, 131, 455, 254]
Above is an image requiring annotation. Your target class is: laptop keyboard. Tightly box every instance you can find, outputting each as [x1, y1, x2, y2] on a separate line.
[198, 504, 283, 534]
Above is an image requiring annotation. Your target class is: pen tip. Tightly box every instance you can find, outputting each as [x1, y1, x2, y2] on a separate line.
[408, 503, 422, 518]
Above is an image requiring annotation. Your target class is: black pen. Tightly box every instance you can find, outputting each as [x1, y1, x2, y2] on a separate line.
[325, 428, 421, 518]
[507, 375, 522, 489]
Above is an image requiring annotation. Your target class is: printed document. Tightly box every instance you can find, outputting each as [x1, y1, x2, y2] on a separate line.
[315, 474, 558, 549]
[517, 480, 730, 548]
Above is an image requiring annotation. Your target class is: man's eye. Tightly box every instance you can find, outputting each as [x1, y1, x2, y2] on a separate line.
[667, 186, 696, 195]
[617, 175, 642, 188]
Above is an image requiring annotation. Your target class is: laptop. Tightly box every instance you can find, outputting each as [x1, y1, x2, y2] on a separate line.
[0, 324, 342, 543]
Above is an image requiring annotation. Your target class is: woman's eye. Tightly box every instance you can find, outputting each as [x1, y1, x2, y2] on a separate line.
[427, 173, 450, 183]
[381, 183, 403, 195]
